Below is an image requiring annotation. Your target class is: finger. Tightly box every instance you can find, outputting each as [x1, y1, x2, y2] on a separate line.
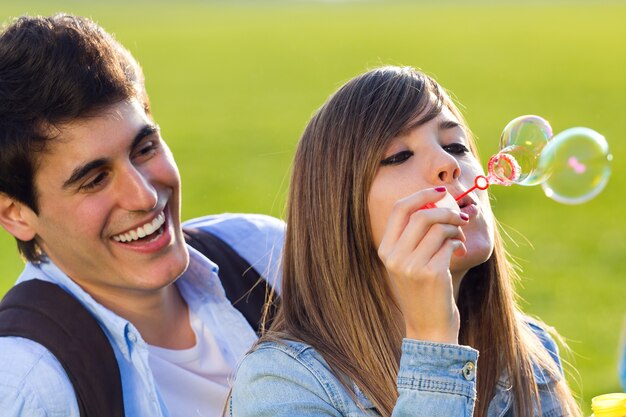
[407, 224, 466, 268]
[429, 239, 466, 273]
[395, 207, 469, 252]
[379, 206, 468, 269]
[379, 187, 448, 248]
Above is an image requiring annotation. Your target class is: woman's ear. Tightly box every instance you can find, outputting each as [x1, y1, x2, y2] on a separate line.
[0, 193, 38, 241]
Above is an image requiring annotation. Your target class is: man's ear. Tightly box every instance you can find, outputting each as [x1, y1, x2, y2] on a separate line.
[0, 193, 37, 241]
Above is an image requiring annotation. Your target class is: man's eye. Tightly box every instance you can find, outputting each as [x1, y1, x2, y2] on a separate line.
[381, 150, 413, 166]
[79, 172, 109, 192]
[443, 143, 470, 155]
[133, 140, 159, 160]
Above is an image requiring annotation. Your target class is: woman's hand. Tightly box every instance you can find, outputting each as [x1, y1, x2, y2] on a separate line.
[376, 187, 469, 344]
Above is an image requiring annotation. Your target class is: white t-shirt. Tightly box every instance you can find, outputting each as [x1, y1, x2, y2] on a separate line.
[148, 309, 233, 417]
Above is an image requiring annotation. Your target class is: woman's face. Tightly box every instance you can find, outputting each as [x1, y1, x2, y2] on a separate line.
[368, 105, 494, 287]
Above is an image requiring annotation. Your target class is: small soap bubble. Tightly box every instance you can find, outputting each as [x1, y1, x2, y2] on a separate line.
[497, 115, 553, 186]
[538, 127, 611, 204]
[487, 152, 521, 185]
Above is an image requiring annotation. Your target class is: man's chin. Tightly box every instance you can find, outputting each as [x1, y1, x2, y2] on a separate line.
[166, 244, 191, 281]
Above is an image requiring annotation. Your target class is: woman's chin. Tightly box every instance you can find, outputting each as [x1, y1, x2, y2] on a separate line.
[451, 241, 493, 273]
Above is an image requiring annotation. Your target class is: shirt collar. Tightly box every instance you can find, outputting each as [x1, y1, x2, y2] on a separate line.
[15, 244, 255, 365]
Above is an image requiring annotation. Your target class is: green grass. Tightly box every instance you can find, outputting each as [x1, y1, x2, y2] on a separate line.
[1, 1, 625, 413]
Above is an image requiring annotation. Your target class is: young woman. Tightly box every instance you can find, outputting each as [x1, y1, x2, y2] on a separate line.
[230, 66, 582, 416]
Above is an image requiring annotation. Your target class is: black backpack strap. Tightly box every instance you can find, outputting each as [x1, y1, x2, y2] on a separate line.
[0, 279, 124, 417]
[183, 227, 277, 333]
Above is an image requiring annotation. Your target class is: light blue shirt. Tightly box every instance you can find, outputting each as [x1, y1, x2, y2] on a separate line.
[230, 321, 566, 417]
[0, 213, 285, 417]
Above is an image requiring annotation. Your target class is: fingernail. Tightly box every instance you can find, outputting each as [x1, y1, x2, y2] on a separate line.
[434, 186, 446, 192]
[460, 212, 469, 221]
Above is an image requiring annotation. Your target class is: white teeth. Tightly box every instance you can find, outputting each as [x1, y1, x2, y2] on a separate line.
[144, 222, 155, 235]
[113, 212, 165, 243]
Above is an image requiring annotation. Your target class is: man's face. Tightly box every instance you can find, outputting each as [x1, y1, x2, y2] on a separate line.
[24, 99, 189, 304]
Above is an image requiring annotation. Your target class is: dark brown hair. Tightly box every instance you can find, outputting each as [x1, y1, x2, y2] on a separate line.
[0, 13, 149, 261]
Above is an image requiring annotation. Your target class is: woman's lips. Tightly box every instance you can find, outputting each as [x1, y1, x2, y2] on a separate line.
[460, 202, 478, 218]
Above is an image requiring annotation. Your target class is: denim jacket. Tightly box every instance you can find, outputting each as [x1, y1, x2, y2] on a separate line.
[230, 321, 565, 417]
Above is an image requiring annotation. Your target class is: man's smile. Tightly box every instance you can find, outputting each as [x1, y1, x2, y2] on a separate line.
[112, 211, 166, 243]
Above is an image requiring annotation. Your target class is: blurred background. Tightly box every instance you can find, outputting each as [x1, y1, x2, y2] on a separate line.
[1, 0, 624, 413]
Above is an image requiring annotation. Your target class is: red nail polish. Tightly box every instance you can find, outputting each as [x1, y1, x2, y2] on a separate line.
[460, 212, 469, 221]
[434, 186, 446, 192]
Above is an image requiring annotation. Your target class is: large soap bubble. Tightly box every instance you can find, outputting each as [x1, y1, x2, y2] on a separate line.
[538, 127, 612, 204]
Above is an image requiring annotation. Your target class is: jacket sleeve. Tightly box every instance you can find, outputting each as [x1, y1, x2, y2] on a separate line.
[230, 346, 344, 417]
[393, 339, 478, 417]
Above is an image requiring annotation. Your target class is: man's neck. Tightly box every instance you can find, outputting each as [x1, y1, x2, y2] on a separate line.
[90, 283, 196, 350]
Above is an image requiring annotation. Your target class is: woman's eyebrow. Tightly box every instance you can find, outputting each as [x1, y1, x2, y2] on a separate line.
[439, 120, 461, 130]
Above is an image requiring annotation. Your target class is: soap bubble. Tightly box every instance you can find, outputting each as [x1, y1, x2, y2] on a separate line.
[497, 115, 553, 186]
[538, 127, 611, 204]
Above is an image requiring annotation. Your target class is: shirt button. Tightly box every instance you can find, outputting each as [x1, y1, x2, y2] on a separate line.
[128, 332, 137, 343]
[462, 361, 476, 381]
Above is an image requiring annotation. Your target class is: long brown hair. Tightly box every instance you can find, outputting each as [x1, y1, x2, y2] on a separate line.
[264, 66, 581, 417]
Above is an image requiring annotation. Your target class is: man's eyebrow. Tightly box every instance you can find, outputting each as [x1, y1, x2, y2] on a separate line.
[131, 124, 160, 150]
[62, 124, 160, 189]
[62, 158, 109, 189]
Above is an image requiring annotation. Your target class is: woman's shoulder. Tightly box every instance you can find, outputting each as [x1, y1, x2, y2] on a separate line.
[244, 339, 331, 371]
[232, 339, 343, 412]
[238, 338, 345, 387]
[519, 315, 565, 387]
[522, 316, 562, 368]
[232, 339, 378, 416]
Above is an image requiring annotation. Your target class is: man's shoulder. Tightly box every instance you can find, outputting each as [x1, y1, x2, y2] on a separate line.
[0, 337, 72, 388]
[183, 213, 285, 285]
[183, 212, 285, 237]
[184, 213, 285, 262]
[0, 337, 77, 414]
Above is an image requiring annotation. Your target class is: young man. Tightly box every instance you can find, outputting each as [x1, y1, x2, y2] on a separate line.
[0, 14, 284, 416]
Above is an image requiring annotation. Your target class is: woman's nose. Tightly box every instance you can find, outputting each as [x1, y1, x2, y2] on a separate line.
[433, 152, 461, 184]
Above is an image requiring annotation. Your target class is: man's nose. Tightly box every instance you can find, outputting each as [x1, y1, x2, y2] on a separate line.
[118, 164, 158, 212]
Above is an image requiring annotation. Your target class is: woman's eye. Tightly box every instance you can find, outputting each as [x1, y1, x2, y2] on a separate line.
[443, 143, 470, 155]
[79, 172, 109, 192]
[380, 150, 413, 166]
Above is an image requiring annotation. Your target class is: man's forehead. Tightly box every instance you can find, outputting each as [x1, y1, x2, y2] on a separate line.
[48, 101, 148, 142]
[35, 101, 153, 171]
